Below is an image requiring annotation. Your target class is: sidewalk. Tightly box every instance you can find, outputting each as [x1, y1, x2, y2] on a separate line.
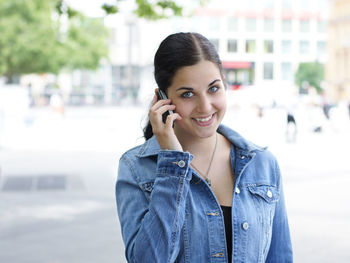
[0, 105, 349, 262]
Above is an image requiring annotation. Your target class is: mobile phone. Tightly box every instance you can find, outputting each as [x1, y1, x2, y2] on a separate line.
[157, 89, 174, 123]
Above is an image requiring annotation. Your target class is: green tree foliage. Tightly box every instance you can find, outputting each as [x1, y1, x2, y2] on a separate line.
[0, 0, 108, 82]
[134, 0, 182, 20]
[63, 15, 109, 70]
[295, 62, 325, 93]
[0, 0, 205, 82]
[100, 0, 206, 19]
[0, 0, 60, 81]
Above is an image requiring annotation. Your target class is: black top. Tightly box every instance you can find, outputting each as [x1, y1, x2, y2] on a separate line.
[221, 205, 232, 263]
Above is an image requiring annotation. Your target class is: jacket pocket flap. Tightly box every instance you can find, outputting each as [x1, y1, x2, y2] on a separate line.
[248, 185, 280, 203]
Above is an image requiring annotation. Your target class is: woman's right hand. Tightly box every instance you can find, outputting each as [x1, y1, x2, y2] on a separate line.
[149, 94, 183, 151]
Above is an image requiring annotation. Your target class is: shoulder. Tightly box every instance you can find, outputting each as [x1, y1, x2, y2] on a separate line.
[218, 124, 282, 185]
[248, 149, 282, 189]
[218, 124, 265, 152]
[118, 137, 160, 184]
[120, 136, 161, 161]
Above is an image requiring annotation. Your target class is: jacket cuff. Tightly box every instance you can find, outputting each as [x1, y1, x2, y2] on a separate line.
[157, 150, 193, 180]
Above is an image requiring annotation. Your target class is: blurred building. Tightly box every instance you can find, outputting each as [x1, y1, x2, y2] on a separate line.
[326, 0, 350, 102]
[192, 0, 328, 91]
[50, 0, 329, 105]
[105, 0, 329, 105]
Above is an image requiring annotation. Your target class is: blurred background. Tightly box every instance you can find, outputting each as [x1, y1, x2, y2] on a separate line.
[0, 0, 350, 262]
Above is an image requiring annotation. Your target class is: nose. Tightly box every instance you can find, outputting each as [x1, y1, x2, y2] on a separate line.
[196, 94, 212, 113]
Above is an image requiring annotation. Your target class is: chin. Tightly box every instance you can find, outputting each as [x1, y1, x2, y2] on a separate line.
[195, 129, 217, 139]
[190, 122, 220, 138]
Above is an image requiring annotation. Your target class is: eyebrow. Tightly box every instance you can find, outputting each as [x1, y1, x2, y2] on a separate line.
[176, 79, 221, 91]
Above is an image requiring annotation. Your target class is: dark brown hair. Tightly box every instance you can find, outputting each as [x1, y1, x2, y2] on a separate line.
[143, 32, 223, 140]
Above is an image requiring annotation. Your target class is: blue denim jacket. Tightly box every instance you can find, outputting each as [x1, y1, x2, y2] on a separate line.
[116, 125, 293, 263]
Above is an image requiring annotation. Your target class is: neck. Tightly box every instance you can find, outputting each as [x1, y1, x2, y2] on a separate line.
[175, 130, 218, 157]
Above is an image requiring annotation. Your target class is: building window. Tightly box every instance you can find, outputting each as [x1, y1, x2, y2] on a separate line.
[227, 39, 238, 53]
[300, 0, 310, 10]
[282, 19, 292, 32]
[318, 20, 327, 33]
[264, 40, 274, 53]
[208, 17, 220, 31]
[281, 62, 293, 80]
[210, 39, 220, 51]
[264, 0, 275, 9]
[282, 0, 292, 9]
[299, 40, 310, 54]
[120, 66, 127, 79]
[245, 40, 256, 53]
[317, 41, 326, 56]
[264, 19, 274, 32]
[281, 40, 292, 54]
[300, 20, 310, 32]
[263, 62, 274, 80]
[246, 18, 257, 32]
[228, 17, 238, 31]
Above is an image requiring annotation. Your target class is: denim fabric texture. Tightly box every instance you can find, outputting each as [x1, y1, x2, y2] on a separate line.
[116, 125, 293, 263]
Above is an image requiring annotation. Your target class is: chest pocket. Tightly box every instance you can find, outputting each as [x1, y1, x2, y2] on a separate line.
[139, 181, 155, 201]
[247, 184, 279, 224]
[248, 185, 279, 204]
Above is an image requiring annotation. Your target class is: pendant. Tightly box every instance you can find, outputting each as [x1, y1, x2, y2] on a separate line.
[205, 178, 211, 187]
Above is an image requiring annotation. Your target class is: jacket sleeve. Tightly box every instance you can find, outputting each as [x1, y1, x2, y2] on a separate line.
[116, 150, 193, 263]
[265, 160, 293, 263]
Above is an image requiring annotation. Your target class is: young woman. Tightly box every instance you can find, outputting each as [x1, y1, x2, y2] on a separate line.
[116, 32, 293, 263]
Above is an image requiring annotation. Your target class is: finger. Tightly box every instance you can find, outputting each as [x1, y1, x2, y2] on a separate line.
[155, 104, 175, 115]
[165, 113, 182, 129]
[150, 105, 176, 126]
[150, 98, 172, 113]
[150, 102, 174, 118]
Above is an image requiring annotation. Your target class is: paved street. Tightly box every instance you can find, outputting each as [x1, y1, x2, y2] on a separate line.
[0, 105, 349, 262]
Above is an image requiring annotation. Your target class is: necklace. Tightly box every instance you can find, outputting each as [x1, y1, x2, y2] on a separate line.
[190, 133, 218, 187]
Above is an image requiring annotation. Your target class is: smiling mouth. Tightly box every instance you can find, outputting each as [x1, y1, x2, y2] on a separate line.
[194, 115, 213, 122]
[192, 113, 216, 126]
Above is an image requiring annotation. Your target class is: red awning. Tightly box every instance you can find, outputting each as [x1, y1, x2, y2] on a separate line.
[222, 61, 251, 69]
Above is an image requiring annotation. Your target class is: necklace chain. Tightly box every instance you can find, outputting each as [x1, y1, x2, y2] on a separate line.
[190, 133, 218, 187]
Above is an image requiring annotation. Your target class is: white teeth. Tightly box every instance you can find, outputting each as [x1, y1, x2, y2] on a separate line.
[195, 115, 213, 122]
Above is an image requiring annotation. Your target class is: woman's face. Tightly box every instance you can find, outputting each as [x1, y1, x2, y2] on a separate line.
[167, 60, 227, 140]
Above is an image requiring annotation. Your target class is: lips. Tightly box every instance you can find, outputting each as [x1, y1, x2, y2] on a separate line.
[195, 115, 213, 122]
[192, 113, 216, 127]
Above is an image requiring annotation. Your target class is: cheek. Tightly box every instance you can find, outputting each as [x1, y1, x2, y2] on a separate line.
[174, 102, 191, 118]
[215, 95, 227, 111]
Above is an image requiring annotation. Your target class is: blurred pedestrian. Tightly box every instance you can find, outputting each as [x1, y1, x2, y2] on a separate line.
[49, 93, 64, 115]
[321, 92, 332, 120]
[116, 32, 293, 262]
[285, 98, 297, 143]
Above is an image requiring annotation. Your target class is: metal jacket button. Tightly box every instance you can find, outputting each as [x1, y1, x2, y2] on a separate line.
[242, 222, 249, 230]
[212, 252, 224, 258]
[235, 187, 240, 194]
[177, 160, 186, 167]
[267, 189, 273, 198]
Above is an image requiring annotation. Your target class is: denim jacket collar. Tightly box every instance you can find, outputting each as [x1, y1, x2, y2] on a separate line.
[136, 124, 265, 158]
